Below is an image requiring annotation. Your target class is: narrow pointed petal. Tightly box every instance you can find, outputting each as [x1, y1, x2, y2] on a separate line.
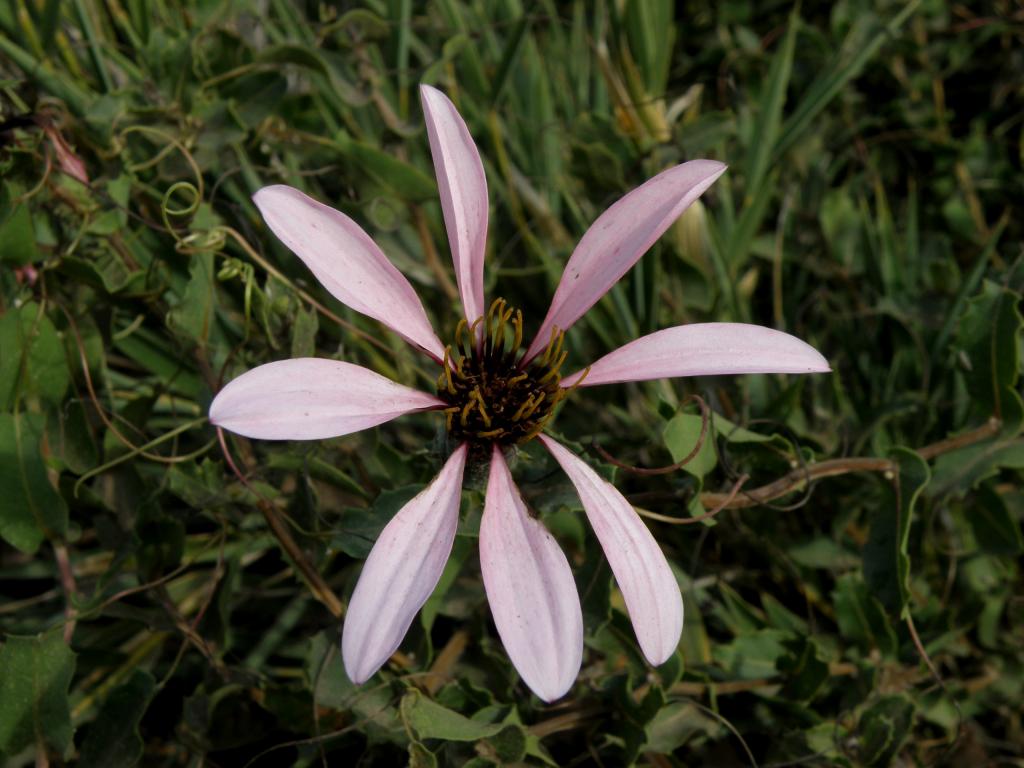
[420, 85, 488, 327]
[561, 322, 831, 388]
[540, 436, 683, 665]
[209, 358, 444, 440]
[253, 185, 445, 360]
[480, 447, 583, 701]
[343, 445, 468, 683]
[524, 160, 727, 362]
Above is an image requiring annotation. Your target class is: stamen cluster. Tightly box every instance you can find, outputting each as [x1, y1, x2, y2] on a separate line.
[437, 298, 579, 446]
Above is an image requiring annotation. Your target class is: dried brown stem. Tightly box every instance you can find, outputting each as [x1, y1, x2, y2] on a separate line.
[699, 417, 1002, 510]
[217, 428, 345, 619]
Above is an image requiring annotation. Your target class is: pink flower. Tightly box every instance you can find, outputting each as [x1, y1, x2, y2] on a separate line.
[210, 85, 829, 701]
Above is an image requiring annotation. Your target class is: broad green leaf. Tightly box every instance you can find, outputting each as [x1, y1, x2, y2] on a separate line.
[969, 484, 1023, 556]
[167, 251, 216, 345]
[0, 302, 70, 410]
[714, 629, 790, 679]
[334, 133, 437, 202]
[832, 574, 897, 657]
[662, 411, 717, 478]
[858, 695, 915, 767]
[956, 279, 1023, 420]
[0, 186, 41, 265]
[0, 412, 68, 553]
[0, 630, 76, 757]
[863, 448, 929, 617]
[78, 670, 155, 768]
[400, 690, 504, 741]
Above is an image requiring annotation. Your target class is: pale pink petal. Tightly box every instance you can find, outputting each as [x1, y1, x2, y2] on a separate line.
[480, 446, 583, 701]
[561, 322, 830, 388]
[540, 436, 683, 665]
[342, 444, 468, 683]
[209, 358, 444, 440]
[253, 185, 445, 360]
[524, 160, 727, 363]
[420, 85, 488, 327]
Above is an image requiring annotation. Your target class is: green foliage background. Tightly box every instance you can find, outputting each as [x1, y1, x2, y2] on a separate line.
[1, 0, 1022, 765]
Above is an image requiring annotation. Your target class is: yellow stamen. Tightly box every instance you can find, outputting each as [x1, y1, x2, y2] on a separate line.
[511, 309, 523, 352]
[472, 388, 492, 427]
[539, 350, 568, 383]
[522, 391, 546, 418]
[442, 346, 456, 394]
[512, 395, 536, 421]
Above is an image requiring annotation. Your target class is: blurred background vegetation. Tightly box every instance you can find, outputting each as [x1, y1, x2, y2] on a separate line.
[1, 0, 1022, 765]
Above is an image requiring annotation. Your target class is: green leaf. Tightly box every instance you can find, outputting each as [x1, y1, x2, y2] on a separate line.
[773, 2, 920, 159]
[0, 412, 68, 553]
[78, 670, 155, 768]
[858, 695, 915, 767]
[622, 0, 674, 97]
[969, 484, 1023, 556]
[0, 186, 41, 265]
[290, 304, 319, 359]
[400, 690, 504, 741]
[863, 447, 929, 617]
[662, 411, 717, 478]
[956, 279, 1023, 419]
[744, 8, 798, 204]
[0, 630, 76, 758]
[167, 250, 217, 345]
[0, 302, 70, 410]
[832, 574, 897, 657]
[714, 629, 791, 680]
[334, 133, 437, 202]
[333, 485, 421, 558]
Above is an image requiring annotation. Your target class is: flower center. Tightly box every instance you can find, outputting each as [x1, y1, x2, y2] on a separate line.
[437, 298, 576, 446]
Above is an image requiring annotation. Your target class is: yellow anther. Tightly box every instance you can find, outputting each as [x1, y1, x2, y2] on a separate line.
[507, 373, 528, 386]
[512, 395, 536, 421]
[541, 325, 562, 364]
[539, 350, 568, 383]
[454, 317, 467, 350]
[477, 428, 506, 439]
[523, 391, 546, 418]
[442, 346, 456, 394]
[472, 388, 492, 427]
[444, 405, 460, 432]
[460, 399, 475, 427]
[511, 310, 523, 352]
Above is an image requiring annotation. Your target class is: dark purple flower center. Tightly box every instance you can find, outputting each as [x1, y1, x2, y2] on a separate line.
[437, 299, 577, 446]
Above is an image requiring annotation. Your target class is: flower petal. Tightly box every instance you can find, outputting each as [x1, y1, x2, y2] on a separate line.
[209, 358, 444, 440]
[539, 436, 683, 665]
[342, 444, 468, 683]
[561, 322, 830, 388]
[420, 85, 489, 327]
[524, 160, 727, 362]
[480, 446, 583, 701]
[253, 185, 445, 360]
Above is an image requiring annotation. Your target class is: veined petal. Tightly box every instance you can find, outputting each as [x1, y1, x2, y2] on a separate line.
[562, 322, 830, 388]
[342, 444, 468, 684]
[420, 85, 488, 327]
[524, 160, 727, 362]
[480, 446, 583, 701]
[253, 185, 445, 360]
[209, 358, 444, 440]
[539, 436, 683, 666]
